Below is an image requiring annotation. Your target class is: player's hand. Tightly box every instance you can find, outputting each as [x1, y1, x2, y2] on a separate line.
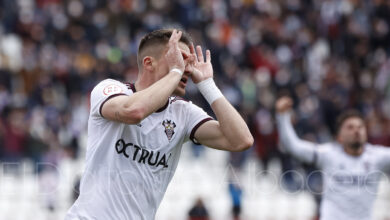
[276, 97, 293, 113]
[188, 44, 213, 84]
[165, 29, 185, 72]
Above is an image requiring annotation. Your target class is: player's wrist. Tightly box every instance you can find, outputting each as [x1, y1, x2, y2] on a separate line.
[169, 68, 184, 76]
[196, 78, 223, 105]
[276, 111, 292, 121]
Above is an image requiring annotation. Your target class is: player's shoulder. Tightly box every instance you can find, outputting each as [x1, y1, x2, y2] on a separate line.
[316, 142, 338, 153]
[317, 142, 335, 148]
[365, 143, 390, 153]
[91, 79, 133, 95]
[93, 78, 128, 89]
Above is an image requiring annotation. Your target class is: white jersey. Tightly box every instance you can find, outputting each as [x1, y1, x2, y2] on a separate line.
[65, 79, 212, 220]
[277, 113, 390, 220]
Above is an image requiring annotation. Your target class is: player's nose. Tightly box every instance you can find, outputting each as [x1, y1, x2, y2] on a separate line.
[353, 129, 360, 136]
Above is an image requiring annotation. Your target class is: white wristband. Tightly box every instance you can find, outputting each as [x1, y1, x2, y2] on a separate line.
[170, 68, 183, 76]
[196, 78, 223, 105]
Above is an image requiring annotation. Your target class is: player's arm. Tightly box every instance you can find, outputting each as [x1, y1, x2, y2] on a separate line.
[189, 45, 253, 152]
[376, 146, 390, 172]
[275, 97, 318, 163]
[101, 30, 186, 124]
[193, 99, 253, 152]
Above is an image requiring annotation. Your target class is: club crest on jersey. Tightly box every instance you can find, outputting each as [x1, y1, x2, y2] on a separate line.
[162, 120, 176, 141]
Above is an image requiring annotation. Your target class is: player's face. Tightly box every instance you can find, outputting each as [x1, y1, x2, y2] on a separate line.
[337, 117, 367, 149]
[174, 42, 192, 96]
[156, 42, 192, 97]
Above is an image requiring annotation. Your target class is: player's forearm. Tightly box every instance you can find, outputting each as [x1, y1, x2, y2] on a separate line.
[211, 97, 253, 151]
[276, 112, 299, 147]
[276, 112, 316, 162]
[122, 71, 181, 122]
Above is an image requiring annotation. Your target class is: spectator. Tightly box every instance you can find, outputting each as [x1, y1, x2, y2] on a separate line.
[188, 198, 209, 220]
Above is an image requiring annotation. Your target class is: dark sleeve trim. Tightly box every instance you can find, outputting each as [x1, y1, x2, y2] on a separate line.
[99, 93, 128, 118]
[130, 83, 136, 93]
[156, 100, 169, 113]
[190, 117, 214, 145]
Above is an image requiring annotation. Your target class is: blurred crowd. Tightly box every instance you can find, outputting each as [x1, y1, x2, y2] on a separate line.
[0, 0, 390, 217]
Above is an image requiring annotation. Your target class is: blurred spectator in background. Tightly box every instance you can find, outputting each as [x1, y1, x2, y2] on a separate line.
[229, 182, 242, 220]
[188, 198, 209, 220]
[1, 107, 27, 165]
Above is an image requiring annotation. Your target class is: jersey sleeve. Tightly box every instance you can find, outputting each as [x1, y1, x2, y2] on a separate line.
[276, 112, 321, 167]
[185, 102, 213, 145]
[374, 145, 390, 172]
[90, 79, 129, 118]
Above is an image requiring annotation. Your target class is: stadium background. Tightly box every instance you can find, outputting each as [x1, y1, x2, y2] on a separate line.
[0, 0, 390, 219]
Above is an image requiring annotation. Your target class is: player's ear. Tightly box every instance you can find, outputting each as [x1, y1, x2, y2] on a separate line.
[143, 56, 155, 71]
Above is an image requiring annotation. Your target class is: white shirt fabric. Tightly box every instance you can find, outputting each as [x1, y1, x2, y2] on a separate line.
[277, 112, 390, 220]
[65, 79, 212, 220]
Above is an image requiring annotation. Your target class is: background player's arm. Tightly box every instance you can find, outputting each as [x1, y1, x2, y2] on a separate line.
[189, 45, 253, 152]
[275, 97, 318, 164]
[101, 30, 185, 124]
[376, 146, 390, 172]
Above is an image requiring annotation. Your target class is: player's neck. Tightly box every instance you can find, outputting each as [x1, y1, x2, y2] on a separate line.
[135, 71, 160, 91]
[342, 144, 365, 156]
[134, 76, 170, 112]
[134, 81, 145, 91]
[134, 76, 152, 91]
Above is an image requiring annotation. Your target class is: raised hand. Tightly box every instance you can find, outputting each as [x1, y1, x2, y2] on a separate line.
[165, 29, 185, 72]
[275, 97, 293, 113]
[188, 43, 213, 84]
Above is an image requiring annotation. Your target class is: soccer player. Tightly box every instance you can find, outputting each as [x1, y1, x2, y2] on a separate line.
[276, 96, 390, 220]
[65, 29, 253, 220]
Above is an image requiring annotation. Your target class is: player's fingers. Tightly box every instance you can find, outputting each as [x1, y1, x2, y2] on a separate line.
[286, 98, 293, 106]
[190, 43, 196, 55]
[281, 98, 292, 110]
[185, 63, 194, 75]
[176, 30, 182, 42]
[169, 29, 177, 43]
[282, 97, 293, 106]
[282, 102, 291, 110]
[181, 50, 191, 60]
[206, 50, 211, 63]
[196, 45, 204, 62]
[188, 53, 195, 63]
[278, 97, 293, 111]
[169, 30, 181, 47]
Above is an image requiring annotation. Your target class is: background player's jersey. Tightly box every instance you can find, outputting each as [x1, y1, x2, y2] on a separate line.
[277, 113, 390, 220]
[315, 142, 390, 220]
[65, 79, 212, 220]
